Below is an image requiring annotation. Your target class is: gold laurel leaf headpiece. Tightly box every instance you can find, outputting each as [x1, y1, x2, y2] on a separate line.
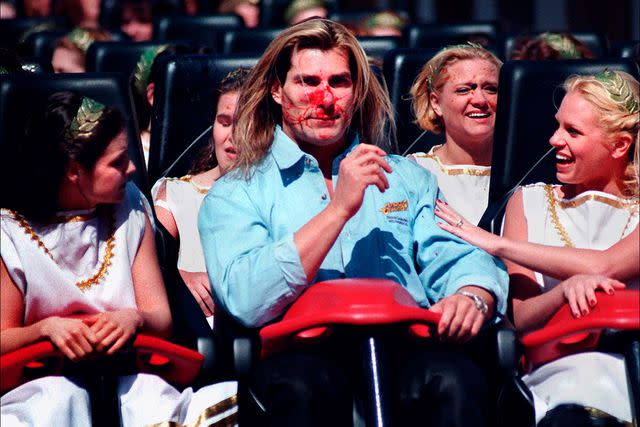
[18, 22, 59, 44]
[66, 96, 106, 140]
[595, 69, 639, 114]
[364, 11, 406, 30]
[284, 0, 326, 23]
[537, 32, 581, 59]
[133, 45, 169, 96]
[67, 27, 97, 53]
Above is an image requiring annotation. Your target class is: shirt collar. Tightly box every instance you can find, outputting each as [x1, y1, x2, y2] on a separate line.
[270, 125, 361, 171]
[271, 126, 306, 170]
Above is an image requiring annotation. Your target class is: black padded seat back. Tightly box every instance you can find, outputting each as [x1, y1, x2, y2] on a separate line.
[357, 36, 402, 61]
[0, 72, 149, 196]
[481, 59, 639, 232]
[609, 40, 640, 59]
[404, 22, 499, 49]
[382, 48, 441, 154]
[99, 0, 185, 31]
[153, 15, 242, 52]
[19, 29, 128, 68]
[147, 54, 259, 184]
[222, 28, 284, 55]
[17, 29, 67, 63]
[0, 17, 69, 50]
[86, 41, 172, 75]
[502, 32, 609, 60]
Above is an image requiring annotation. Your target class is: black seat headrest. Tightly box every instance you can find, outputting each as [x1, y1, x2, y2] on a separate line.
[357, 36, 402, 61]
[382, 47, 442, 154]
[153, 15, 242, 52]
[404, 22, 500, 49]
[86, 41, 172, 75]
[222, 28, 284, 55]
[0, 17, 69, 50]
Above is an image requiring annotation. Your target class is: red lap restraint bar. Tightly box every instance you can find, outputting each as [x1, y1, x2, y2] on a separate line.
[0, 334, 204, 393]
[521, 290, 639, 372]
[259, 279, 442, 358]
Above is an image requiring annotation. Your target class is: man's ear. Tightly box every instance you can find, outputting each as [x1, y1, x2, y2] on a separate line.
[146, 82, 155, 106]
[611, 132, 633, 160]
[271, 80, 283, 106]
[429, 92, 442, 116]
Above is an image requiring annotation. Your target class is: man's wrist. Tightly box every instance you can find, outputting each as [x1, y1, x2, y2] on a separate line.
[325, 201, 352, 223]
[456, 289, 489, 314]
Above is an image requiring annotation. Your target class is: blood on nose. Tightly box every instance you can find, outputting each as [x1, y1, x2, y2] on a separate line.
[308, 87, 334, 106]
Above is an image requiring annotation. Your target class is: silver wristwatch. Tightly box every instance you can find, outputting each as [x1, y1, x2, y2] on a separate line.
[456, 290, 488, 314]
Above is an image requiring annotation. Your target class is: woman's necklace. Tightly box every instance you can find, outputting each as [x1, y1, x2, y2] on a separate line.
[6, 208, 116, 291]
[545, 184, 637, 247]
[179, 175, 210, 194]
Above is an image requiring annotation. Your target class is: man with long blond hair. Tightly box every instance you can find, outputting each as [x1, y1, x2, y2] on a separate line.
[199, 18, 508, 426]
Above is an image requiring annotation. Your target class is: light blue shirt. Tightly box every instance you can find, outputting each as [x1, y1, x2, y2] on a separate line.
[199, 127, 508, 327]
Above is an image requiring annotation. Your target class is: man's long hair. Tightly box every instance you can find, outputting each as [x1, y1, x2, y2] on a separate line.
[232, 18, 396, 174]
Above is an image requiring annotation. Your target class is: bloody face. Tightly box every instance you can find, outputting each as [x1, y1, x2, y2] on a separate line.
[271, 47, 355, 149]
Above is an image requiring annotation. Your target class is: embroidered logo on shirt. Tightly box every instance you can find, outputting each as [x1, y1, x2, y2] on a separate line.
[380, 200, 408, 215]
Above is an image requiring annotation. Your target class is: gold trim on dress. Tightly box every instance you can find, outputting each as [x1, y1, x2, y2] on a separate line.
[148, 395, 238, 427]
[169, 175, 210, 195]
[544, 184, 638, 248]
[556, 192, 639, 210]
[584, 406, 633, 427]
[52, 211, 97, 223]
[413, 148, 490, 177]
[2, 208, 116, 292]
[545, 185, 575, 247]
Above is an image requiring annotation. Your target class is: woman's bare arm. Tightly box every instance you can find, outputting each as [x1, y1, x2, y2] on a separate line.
[152, 180, 179, 239]
[436, 200, 639, 281]
[130, 214, 173, 338]
[1, 257, 98, 359]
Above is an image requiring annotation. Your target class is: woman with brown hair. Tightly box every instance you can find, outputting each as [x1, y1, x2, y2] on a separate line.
[152, 68, 250, 324]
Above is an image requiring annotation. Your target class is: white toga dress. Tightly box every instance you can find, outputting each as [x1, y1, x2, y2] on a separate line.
[0, 183, 236, 427]
[411, 145, 491, 225]
[152, 176, 209, 274]
[520, 183, 639, 424]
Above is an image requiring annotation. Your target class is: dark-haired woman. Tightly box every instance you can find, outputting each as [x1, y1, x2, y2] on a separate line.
[0, 92, 237, 426]
[152, 68, 249, 325]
